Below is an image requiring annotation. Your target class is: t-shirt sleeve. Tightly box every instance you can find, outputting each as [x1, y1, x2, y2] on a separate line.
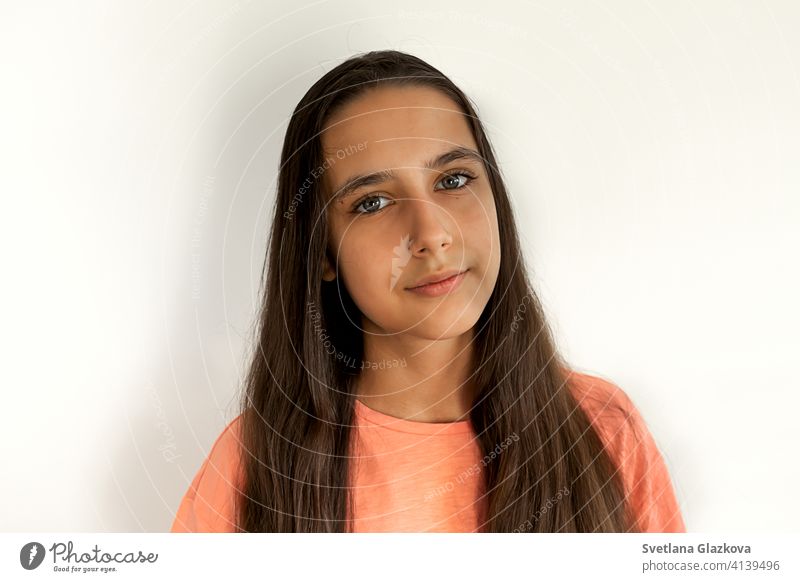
[169, 415, 244, 533]
[571, 373, 686, 533]
[614, 389, 686, 532]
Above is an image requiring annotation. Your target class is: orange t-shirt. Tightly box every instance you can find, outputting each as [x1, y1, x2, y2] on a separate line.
[170, 372, 686, 533]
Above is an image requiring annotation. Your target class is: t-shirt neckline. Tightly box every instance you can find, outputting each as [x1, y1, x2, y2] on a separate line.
[354, 398, 473, 435]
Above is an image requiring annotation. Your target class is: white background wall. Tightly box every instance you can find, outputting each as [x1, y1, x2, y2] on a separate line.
[1, 0, 797, 532]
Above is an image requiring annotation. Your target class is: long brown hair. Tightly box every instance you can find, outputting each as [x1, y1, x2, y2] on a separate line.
[235, 49, 636, 532]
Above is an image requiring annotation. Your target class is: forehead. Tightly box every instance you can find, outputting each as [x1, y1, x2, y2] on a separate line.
[319, 85, 478, 197]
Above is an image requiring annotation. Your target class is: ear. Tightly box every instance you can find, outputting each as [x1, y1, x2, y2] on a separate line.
[322, 250, 336, 282]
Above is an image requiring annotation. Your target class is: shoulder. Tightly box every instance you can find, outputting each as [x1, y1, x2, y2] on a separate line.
[565, 370, 642, 444]
[564, 369, 654, 469]
[193, 414, 245, 487]
[209, 413, 245, 461]
[565, 370, 686, 532]
[170, 414, 245, 533]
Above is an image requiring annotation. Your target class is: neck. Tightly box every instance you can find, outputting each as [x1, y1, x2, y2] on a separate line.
[355, 326, 477, 423]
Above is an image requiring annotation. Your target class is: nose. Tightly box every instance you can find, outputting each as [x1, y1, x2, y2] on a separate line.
[406, 198, 454, 258]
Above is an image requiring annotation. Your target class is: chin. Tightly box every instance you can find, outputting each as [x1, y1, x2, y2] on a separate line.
[401, 307, 481, 340]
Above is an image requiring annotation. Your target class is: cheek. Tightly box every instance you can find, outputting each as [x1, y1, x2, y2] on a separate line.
[455, 183, 495, 231]
[337, 222, 398, 265]
[462, 190, 500, 269]
[334, 227, 398, 310]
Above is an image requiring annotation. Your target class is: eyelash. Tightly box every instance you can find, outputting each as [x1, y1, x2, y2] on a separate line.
[349, 170, 479, 216]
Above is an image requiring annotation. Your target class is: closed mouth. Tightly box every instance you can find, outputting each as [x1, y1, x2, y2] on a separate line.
[406, 268, 469, 289]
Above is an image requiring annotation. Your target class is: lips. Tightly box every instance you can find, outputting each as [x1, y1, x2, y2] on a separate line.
[406, 268, 469, 289]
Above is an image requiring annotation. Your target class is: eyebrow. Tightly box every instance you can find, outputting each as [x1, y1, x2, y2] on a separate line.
[330, 146, 484, 203]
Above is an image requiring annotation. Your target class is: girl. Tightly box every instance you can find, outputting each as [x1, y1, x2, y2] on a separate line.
[170, 50, 685, 533]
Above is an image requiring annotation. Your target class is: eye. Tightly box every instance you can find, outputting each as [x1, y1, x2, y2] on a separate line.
[435, 170, 477, 191]
[350, 194, 392, 215]
[348, 170, 478, 216]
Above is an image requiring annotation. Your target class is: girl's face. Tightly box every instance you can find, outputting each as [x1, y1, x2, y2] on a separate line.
[320, 85, 501, 340]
